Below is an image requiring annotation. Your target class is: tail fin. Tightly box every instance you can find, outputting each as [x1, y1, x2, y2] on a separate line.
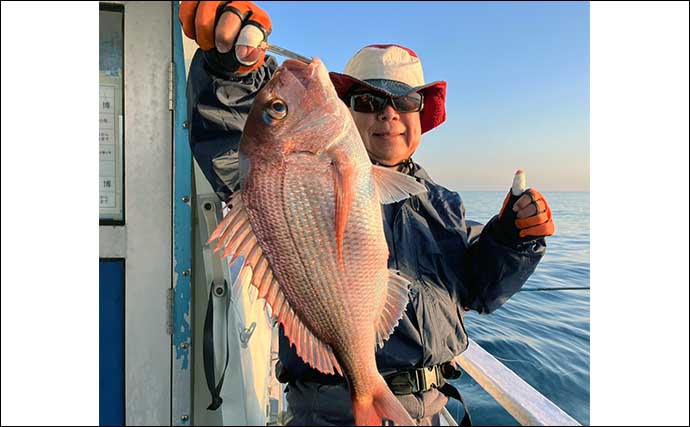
[352, 376, 415, 426]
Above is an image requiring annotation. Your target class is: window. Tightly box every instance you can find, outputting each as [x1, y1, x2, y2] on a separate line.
[99, 4, 124, 223]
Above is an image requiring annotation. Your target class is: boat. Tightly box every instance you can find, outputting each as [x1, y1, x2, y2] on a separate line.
[99, 3, 583, 425]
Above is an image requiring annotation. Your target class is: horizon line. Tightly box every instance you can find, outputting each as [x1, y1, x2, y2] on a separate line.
[451, 189, 590, 193]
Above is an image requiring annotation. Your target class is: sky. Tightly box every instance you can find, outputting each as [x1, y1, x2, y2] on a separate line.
[253, 1, 590, 192]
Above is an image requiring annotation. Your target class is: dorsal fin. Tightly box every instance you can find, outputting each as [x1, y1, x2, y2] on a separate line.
[208, 191, 343, 376]
[374, 271, 412, 349]
[372, 165, 427, 204]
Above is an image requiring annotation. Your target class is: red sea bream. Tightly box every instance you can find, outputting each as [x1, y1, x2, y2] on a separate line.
[209, 57, 426, 426]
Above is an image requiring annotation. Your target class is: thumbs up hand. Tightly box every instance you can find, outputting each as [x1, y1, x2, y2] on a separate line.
[494, 170, 555, 244]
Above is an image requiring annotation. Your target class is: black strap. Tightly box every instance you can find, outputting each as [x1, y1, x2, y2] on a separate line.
[370, 157, 415, 171]
[383, 364, 472, 425]
[438, 382, 472, 427]
[384, 365, 443, 395]
[203, 280, 231, 410]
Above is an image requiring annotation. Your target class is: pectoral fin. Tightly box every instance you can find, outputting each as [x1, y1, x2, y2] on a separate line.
[372, 165, 427, 204]
[374, 271, 412, 349]
[330, 150, 356, 271]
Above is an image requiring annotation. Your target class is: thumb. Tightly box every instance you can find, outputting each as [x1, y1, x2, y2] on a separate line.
[511, 169, 527, 196]
[499, 169, 525, 219]
[234, 25, 266, 65]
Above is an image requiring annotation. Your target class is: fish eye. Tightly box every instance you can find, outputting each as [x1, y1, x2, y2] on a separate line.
[264, 98, 288, 121]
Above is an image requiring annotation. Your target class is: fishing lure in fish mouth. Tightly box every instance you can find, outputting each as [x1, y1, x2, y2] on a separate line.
[260, 41, 313, 65]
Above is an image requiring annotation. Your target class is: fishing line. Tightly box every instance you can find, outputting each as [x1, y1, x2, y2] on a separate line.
[519, 287, 590, 292]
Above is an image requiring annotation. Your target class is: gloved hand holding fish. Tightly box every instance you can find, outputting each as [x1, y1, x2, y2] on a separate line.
[207, 56, 426, 426]
[180, 0, 274, 75]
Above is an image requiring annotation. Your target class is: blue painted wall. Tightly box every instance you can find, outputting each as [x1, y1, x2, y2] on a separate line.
[99, 259, 125, 426]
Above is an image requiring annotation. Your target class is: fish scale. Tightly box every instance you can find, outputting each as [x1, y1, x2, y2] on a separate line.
[281, 157, 356, 342]
[250, 174, 338, 342]
[275, 150, 387, 398]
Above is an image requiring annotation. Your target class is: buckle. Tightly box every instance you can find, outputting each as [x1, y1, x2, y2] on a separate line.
[415, 366, 440, 392]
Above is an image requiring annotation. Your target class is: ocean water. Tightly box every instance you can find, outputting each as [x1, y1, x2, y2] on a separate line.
[446, 192, 590, 426]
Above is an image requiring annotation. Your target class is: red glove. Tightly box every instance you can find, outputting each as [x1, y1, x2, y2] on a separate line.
[179, 1, 272, 75]
[496, 170, 555, 242]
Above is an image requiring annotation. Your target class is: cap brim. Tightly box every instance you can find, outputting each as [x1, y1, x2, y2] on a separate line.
[329, 72, 447, 134]
[330, 72, 411, 98]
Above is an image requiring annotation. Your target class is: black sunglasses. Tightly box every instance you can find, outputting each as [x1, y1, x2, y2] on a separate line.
[349, 91, 424, 113]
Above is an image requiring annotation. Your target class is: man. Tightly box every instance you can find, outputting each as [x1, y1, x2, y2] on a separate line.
[179, 2, 555, 425]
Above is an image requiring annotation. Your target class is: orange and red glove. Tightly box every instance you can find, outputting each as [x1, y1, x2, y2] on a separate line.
[179, 1, 272, 75]
[495, 174, 555, 243]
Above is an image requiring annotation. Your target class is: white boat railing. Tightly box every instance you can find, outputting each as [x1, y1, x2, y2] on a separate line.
[454, 339, 581, 426]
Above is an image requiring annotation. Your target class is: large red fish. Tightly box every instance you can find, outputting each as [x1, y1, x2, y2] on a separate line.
[208, 57, 425, 426]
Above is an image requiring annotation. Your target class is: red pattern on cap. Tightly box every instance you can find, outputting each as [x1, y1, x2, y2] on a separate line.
[417, 81, 447, 134]
[364, 44, 419, 58]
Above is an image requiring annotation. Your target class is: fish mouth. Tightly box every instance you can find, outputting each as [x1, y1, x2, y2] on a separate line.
[281, 59, 316, 90]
